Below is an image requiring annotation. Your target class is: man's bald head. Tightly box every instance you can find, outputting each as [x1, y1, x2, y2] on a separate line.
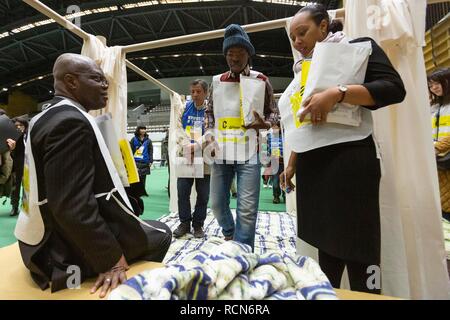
[53, 53, 99, 84]
[52, 53, 109, 111]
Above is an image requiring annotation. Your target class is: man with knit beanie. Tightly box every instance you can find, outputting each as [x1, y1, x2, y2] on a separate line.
[205, 24, 279, 250]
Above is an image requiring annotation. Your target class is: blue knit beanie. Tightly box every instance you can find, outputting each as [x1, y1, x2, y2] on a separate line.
[223, 24, 255, 56]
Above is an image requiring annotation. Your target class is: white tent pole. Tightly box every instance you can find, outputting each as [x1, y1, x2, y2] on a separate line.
[123, 8, 347, 53]
[123, 18, 288, 53]
[23, 0, 90, 41]
[23, 0, 338, 55]
[125, 60, 175, 96]
[23, 0, 176, 95]
[24, 0, 345, 55]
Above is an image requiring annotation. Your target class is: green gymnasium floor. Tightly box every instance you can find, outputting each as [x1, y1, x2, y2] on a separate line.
[0, 167, 286, 248]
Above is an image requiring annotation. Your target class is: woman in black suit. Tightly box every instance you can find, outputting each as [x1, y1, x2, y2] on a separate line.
[280, 4, 406, 294]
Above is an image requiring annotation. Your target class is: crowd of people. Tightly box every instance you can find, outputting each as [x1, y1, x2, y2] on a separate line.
[12, 3, 450, 298]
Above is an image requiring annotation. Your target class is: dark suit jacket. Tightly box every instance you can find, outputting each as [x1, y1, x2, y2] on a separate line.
[18, 97, 157, 292]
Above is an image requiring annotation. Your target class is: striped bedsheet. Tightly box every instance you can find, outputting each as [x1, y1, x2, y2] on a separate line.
[159, 209, 297, 265]
[109, 238, 337, 300]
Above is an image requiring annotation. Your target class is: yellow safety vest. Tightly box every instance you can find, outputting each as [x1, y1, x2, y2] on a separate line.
[432, 103, 450, 141]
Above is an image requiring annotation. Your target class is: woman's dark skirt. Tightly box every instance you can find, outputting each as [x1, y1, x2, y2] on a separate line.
[296, 135, 381, 265]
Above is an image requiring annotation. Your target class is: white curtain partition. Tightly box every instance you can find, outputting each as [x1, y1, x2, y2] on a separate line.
[167, 92, 201, 213]
[343, 0, 449, 299]
[82, 33, 190, 212]
[168, 92, 186, 213]
[81, 35, 128, 139]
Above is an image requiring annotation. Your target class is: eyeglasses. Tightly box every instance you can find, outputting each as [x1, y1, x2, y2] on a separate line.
[71, 72, 109, 86]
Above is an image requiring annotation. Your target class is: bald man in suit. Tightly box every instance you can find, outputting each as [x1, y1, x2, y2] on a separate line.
[16, 54, 172, 297]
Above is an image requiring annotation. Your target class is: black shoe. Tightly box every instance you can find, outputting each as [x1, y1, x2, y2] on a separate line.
[9, 207, 19, 216]
[193, 226, 205, 238]
[273, 197, 280, 204]
[231, 193, 237, 198]
[173, 222, 191, 238]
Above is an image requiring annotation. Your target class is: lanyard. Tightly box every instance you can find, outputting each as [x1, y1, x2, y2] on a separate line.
[435, 104, 442, 142]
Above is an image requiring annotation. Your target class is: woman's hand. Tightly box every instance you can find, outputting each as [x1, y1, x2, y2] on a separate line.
[280, 165, 296, 193]
[299, 87, 341, 125]
[6, 139, 16, 151]
[90, 255, 129, 299]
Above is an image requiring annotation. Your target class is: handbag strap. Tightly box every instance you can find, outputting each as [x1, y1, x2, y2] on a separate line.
[435, 104, 442, 142]
[135, 136, 146, 148]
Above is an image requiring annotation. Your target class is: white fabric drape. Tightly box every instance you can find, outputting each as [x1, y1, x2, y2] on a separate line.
[343, 0, 449, 299]
[169, 92, 183, 212]
[168, 92, 197, 213]
[81, 35, 128, 139]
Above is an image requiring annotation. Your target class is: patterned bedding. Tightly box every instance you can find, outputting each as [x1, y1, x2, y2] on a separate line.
[109, 238, 337, 300]
[160, 209, 297, 265]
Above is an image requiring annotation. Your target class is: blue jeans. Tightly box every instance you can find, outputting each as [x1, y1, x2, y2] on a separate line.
[177, 176, 211, 227]
[210, 158, 261, 250]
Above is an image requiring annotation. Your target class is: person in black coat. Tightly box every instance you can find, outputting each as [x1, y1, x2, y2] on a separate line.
[280, 5, 406, 294]
[9, 116, 28, 216]
[16, 53, 172, 297]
